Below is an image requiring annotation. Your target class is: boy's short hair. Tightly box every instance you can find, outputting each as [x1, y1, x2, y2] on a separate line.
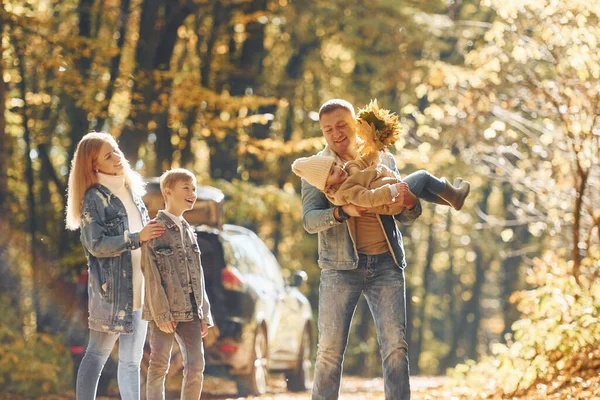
[159, 168, 196, 199]
[318, 99, 356, 120]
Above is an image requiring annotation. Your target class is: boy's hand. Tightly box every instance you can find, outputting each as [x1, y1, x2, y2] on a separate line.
[157, 320, 176, 333]
[201, 323, 209, 338]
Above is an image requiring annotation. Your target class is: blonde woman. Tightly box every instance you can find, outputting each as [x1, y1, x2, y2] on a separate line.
[66, 132, 166, 400]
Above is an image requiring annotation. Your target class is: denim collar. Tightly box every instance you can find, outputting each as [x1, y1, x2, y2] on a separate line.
[92, 183, 116, 199]
[155, 210, 179, 229]
[320, 145, 341, 161]
[155, 210, 189, 230]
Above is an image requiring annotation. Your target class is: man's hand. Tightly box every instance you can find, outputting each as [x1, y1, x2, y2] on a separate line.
[201, 323, 209, 338]
[157, 320, 177, 334]
[393, 182, 418, 209]
[342, 204, 367, 217]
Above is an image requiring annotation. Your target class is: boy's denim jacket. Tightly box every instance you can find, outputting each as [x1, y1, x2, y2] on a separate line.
[141, 211, 213, 326]
[80, 184, 149, 334]
[301, 146, 422, 270]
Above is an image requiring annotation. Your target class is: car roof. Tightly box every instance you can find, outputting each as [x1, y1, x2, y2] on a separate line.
[195, 223, 257, 240]
[221, 224, 257, 237]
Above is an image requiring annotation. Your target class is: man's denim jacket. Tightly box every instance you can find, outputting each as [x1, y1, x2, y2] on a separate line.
[141, 211, 214, 326]
[80, 184, 149, 334]
[301, 146, 422, 270]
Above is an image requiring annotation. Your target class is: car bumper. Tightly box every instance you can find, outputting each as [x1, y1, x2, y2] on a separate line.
[204, 320, 256, 375]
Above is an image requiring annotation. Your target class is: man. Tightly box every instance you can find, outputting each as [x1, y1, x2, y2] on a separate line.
[302, 99, 421, 400]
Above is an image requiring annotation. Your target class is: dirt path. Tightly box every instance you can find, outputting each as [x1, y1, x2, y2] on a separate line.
[201, 375, 456, 399]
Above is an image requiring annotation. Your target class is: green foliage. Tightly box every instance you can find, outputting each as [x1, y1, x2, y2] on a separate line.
[3, 0, 598, 392]
[450, 248, 600, 397]
[213, 178, 318, 275]
[0, 296, 71, 397]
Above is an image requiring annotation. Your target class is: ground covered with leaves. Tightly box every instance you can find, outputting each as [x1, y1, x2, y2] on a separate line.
[199, 374, 600, 400]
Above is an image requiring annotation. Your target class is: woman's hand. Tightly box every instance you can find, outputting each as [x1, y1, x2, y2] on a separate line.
[139, 220, 166, 242]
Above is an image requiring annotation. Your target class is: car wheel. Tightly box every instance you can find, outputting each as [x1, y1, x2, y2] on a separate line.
[285, 325, 312, 392]
[236, 326, 268, 396]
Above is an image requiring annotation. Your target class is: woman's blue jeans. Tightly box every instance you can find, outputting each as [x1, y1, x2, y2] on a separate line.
[312, 253, 410, 400]
[76, 309, 148, 400]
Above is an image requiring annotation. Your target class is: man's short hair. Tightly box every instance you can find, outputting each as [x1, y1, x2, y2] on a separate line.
[159, 168, 196, 198]
[318, 99, 356, 120]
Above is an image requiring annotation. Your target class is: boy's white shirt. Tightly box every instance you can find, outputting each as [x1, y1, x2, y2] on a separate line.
[161, 209, 192, 286]
[162, 209, 185, 243]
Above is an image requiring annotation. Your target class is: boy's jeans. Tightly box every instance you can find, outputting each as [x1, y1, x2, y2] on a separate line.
[146, 316, 205, 400]
[76, 309, 148, 400]
[312, 253, 410, 400]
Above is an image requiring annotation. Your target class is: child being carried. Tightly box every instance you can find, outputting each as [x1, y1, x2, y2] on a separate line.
[292, 151, 469, 214]
[292, 99, 470, 214]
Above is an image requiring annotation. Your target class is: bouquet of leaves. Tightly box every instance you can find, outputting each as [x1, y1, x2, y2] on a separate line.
[355, 99, 403, 156]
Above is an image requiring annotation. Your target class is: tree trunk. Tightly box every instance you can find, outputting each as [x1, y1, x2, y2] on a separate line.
[500, 187, 529, 341]
[120, 0, 197, 171]
[440, 184, 491, 367]
[0, 5, 9, 254]
[270, 40, 320, 256]
[571, 166, 588, 281]
[412, 223, 435, 375]
[465, 245, 485, 361]
[94, 0, 132, 131]
[18, 43, 39, 332]
[438, 211, 457, 374]
[463, 184, 492, 361]
[208, 0, 270, 181]
[66, 0, 95, 164]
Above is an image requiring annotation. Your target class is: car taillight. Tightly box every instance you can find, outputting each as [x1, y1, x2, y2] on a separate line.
[221, 266, 246, 292]
[218, 344, 239, 353]
[70, 346, 85, 355]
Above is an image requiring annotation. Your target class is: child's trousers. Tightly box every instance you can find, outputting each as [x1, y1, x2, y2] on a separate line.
[403, 169, 446, 202]
[146, 316, 205, 400]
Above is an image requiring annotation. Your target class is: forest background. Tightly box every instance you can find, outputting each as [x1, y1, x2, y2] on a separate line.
[0, 0, 599, 398]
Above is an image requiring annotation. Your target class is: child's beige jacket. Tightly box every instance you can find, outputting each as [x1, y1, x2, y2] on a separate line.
[326, 152, 406, 214]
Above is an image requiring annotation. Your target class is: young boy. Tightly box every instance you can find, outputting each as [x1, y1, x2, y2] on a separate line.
[292, 151, 470, 214]
[141, 168, 213, 400]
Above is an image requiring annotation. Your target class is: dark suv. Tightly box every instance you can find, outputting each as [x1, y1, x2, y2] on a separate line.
[197, 224, 313, 395]
[143, 182, 314, 396]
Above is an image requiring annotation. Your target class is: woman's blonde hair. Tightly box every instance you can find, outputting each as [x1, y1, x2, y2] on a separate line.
[65, 132, 146, 230]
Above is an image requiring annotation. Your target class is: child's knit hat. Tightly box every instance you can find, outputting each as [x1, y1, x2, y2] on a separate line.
[291, 155, 335, 191]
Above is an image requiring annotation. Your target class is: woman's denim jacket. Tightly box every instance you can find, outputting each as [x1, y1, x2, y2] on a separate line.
[141, 211, 214, 327]
[301, 147, 422, 270]
[80, 184, 150, 334]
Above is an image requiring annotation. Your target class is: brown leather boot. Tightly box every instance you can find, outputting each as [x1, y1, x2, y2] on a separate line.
[432, 196, 451, 206]
[438, 178, 470, 210]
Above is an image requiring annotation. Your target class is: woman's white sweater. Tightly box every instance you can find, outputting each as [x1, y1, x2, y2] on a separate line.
[98, 173, 144, 311]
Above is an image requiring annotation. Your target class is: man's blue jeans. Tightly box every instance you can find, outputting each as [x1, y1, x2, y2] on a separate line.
[312, 253, 410, 400]
[76, 309, 148, 400]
